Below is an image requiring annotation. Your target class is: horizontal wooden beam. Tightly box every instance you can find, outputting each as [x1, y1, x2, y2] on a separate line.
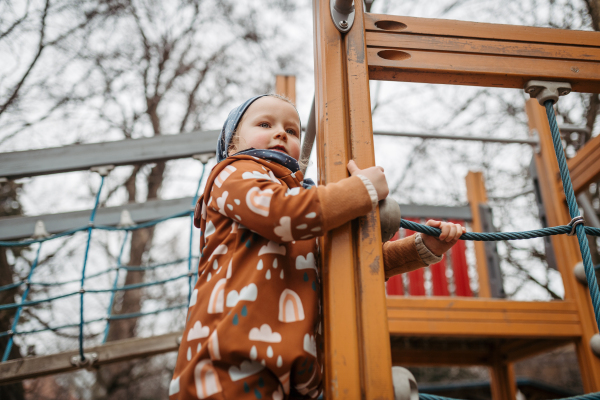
[0, 130, 218, 180]
[567, 133, 600, 195]
[0, 197, 194, 241]
[0, 331, 182, 385]
[386, 297, 582, 339]
[365, 14, 600, 93]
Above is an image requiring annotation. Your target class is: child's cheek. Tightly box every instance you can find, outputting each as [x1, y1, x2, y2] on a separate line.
[289, 140, 301, 160]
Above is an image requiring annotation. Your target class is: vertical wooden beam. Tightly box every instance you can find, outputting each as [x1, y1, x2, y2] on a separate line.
[345, 3, 395, 394]
[275, 74, 296, 104]
[489, 360, 517, 400]
[313, 2, 362, 398]
[465, 171, 492, 298]
[526, 98, 600, 391]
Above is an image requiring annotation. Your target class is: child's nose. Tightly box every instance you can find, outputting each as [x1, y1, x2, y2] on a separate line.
[274, 130, 288, 141]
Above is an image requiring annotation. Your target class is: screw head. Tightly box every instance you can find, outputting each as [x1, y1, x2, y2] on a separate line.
[339, 20, 348, 29]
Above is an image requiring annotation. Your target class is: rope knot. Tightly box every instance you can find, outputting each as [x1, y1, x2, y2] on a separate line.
[567, 216, 585, 236]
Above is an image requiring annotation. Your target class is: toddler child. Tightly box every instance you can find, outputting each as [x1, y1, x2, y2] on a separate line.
[169, 94, 465, 400]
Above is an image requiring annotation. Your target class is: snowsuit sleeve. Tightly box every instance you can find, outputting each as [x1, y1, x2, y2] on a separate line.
[382, 235, 427, 280]
[205, 159, 373, 243]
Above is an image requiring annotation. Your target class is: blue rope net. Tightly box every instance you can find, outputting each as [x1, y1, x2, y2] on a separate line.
[0, 163, 206, 363]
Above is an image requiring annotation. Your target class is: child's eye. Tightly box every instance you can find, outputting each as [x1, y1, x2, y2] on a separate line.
[259, 122, 270, 128]
[286, 129, 297, 136]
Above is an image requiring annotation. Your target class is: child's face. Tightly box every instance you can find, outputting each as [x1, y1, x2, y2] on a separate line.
[236, 96, 301, 160]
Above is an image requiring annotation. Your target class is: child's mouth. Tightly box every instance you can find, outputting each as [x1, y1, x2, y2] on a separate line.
[269, 145, 287, 154]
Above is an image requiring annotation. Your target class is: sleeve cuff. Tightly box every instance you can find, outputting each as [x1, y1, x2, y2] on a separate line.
[356, 174, 378, 210]
[414, 232, 444, 265]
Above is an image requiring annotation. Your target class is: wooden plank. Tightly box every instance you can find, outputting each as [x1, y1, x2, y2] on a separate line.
[312, 1, 362, 398]
[366, 32, 600, 62]
[365, 13, 600, 48]
[567, 133, 600, 196]
[526, 99, 600, 390]
[367, 47, 600, 93]
[386, 308, 580, 324]
[386, 296, 578, 312]
[345, 5, 395, 399]
[387, 318, 581, 338]
[0, 331, 181, 385]
[275, 74, 296, 104]
[0, 130, 219, 180]
[465, 172, 492, 297]
[386, 298, 581, 338]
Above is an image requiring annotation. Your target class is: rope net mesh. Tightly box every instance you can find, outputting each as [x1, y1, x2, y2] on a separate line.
[0, 164, 206, 362]
[0, 103, 598, 398]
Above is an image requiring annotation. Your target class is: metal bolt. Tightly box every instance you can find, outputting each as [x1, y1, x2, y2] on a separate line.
[339, 20, 348, 29]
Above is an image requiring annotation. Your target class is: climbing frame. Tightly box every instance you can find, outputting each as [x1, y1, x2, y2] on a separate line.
[313, 2, 600, 399]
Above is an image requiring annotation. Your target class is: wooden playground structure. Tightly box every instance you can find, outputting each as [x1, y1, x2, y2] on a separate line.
[1, 1, 600, 399]
[312, 1, 600, 399]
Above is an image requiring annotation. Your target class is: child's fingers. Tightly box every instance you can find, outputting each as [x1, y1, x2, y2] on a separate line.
[439, 223, 450, 240]
[456, 223, 465, 238]
[425, 219, 441, 228]
[347, 160, 359, 176]
[446, 224, 458, 242]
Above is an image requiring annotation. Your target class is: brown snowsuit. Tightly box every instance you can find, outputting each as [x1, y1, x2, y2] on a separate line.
[169, 155, 426, 400]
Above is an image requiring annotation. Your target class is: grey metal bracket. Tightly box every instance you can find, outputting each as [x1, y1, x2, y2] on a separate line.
[330, 0, 355, 33]
[90, 165, 115, 177]
[525, 80, 572, 106]
[193, 152, 216, 164]
[32, 220, 50, 239]
[70, 352, 98, 369]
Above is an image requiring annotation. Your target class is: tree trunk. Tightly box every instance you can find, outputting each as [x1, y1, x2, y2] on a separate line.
[0, 182, 25, 400]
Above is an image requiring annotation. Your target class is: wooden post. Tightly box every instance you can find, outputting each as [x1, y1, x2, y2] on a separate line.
[313, 2, 362, 398]
[275, 74, 296, 104]
[489, 358, 517, 400]
[465, 171, 492, 297]
[526, 98, 600, 391]
[345, 4, 395, 398]
[313, 2, 394, 398]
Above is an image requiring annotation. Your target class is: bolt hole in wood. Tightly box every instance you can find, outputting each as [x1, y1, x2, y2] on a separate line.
[374, 20, 408, 31]
[377, 50, 412, 61]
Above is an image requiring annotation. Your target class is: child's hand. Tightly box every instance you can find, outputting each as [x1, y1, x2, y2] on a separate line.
[421, 220, 466, 256]
[347, 160, 389, 201]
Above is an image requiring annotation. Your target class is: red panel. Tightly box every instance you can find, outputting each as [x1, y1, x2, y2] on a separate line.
[408, 268, 426, 296]
[386, 275, 404, 295]
[448, 219, 473, 297]
[430, 258, 450, 296]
